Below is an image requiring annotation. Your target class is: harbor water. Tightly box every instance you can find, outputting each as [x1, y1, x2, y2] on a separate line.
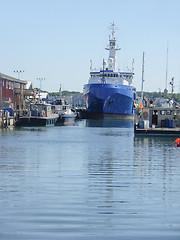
[0, 119, 180, 240]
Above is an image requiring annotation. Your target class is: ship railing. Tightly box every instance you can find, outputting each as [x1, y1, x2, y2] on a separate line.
[88, 78, 130, 85]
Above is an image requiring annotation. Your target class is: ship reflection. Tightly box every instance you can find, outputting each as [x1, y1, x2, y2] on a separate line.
[85, 119, 134, 128]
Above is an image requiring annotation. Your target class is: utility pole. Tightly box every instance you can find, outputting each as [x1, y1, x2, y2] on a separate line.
[14, 70, 25, 109]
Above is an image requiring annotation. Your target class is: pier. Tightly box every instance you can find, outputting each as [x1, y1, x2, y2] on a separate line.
[134, 124, 180, 136]
[0, 110, 14, 128]
[134, 106, 180, 136]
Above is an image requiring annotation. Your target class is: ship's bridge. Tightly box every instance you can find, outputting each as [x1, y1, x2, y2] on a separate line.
[89, 70, 134, 85]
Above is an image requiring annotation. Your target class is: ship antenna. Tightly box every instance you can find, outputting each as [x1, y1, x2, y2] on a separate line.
[170, 77, 174, 97]
[101, 59, 106, 84]
[132, 59, 134, 73]
[106, 22, 120, 71]
[111, 22, 115, 39]
[90, 60, 92, 71]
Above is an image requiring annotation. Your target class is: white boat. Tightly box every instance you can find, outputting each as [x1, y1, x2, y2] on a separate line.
[52, 99, 77, 125]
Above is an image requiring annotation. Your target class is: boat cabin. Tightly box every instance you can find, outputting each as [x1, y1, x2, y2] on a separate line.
[30, 103, 53, 118]
[141, 107, 180, 128]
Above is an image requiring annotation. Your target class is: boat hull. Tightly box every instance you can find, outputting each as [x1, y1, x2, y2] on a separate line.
[55, 114, 77, 126]
[16, 116, 58, 127]
[83, 83, 136, 117]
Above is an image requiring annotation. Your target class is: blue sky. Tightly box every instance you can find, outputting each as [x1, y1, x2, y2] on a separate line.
[0, 0, 180, 93]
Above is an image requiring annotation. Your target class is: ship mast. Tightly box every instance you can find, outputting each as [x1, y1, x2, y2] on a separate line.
[101, 59, 106, 84]
[105, 22, 120, 71]
[141, 52, 145, 103]
[164, 43, 169, 98]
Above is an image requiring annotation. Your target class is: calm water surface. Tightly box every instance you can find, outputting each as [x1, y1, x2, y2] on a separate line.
[0, 119, 180, 240]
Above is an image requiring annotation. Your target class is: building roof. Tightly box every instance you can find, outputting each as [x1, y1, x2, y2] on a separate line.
[0, 72, 27, 84]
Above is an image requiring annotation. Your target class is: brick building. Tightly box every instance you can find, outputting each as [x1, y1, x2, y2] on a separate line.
[0, 72, 27, 109]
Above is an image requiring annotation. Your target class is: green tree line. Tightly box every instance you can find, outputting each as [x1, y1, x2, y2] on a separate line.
[137, 91, 180, 103]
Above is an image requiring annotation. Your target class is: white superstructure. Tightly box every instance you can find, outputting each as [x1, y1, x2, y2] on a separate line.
[89, 23, 134, 86]
[105, 22, 120, 71]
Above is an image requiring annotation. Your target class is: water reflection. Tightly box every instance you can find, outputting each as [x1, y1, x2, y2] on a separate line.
[133, 136, 180, 214]
[134, 136, 179, 163]
[0, 126, 180, 239]
[85, 125, 135, 229]
[85, 119, 134, 128]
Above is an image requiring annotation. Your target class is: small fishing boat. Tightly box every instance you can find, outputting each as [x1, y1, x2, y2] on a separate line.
[52, 99, 77, 126]
[134, 105, 180, 136]
[16, 103, 59, 127]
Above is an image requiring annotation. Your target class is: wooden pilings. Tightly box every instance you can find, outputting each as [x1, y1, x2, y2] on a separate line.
[0, 110, 14, 128]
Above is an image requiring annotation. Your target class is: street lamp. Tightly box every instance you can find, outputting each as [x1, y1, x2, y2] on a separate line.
[14, 70, 24, 79]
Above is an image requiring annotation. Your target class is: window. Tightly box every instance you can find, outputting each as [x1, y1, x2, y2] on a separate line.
[153, 110, 158, 115]
[160, 110, 165, 115]
[166, 110, 171, 115]
[9, 82, 12, 89]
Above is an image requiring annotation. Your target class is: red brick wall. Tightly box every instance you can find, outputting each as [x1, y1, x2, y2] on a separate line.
[2, 81, 14, 104]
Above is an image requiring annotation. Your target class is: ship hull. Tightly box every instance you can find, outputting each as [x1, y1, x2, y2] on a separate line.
[55, 114, 77, 126]
[15, 116, 58, 127]
[83, 84, 136, 117]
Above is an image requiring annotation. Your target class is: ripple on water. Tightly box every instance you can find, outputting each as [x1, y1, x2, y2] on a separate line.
[0, 122, 180, 239]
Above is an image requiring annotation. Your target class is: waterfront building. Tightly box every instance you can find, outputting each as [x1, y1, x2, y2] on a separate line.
[0, 72, 27, 109]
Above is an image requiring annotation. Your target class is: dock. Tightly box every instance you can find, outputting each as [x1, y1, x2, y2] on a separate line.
[134, 105, 180, 136]
[0, 109, 14, 128]
[134, 124, 180, 136]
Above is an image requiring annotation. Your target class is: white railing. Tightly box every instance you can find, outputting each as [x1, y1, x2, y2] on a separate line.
[88, 77, 131, 85]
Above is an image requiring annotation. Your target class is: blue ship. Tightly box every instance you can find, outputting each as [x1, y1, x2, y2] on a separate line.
[83, 23, 136, 118]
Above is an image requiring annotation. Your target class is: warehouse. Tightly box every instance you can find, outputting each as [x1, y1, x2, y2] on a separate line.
[0, 72, 27, 109]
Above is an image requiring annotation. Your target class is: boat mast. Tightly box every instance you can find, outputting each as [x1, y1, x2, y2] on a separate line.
[141, 52, 145, 103]
[101, 59, 106, 84]
[105, 22, 120, 71]
[164, 43, 168, 98]
[170, 77, 174, 97]
[132, 59, 134, 73]
[90, 60, 92, 71]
